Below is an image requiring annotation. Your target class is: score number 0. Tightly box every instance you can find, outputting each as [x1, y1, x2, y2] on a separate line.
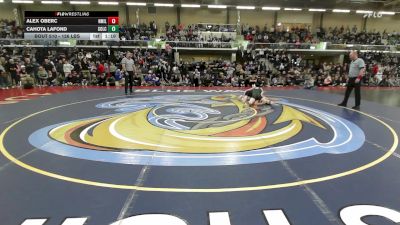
[108, 17, 119, 33]
[108, 17, 119, 25]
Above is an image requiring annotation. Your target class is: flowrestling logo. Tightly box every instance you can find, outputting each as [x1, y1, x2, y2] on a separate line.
[29, 95, 365, 166]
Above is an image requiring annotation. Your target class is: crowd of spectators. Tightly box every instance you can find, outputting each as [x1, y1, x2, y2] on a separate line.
[116, 21, 399, 47]
[162, 23, 235, 41]
[118, 22, 236, 48]
[0, 19, 23, 39]
[119, 21, 158, 41]
[362, 51, 399, 86]
[317, 26, 400, 45]
[243, 49, 399, 88]
[243, 24, 400, 46]
[119, 22, 237, 41]
[1, 19, 399, 47]
[1, 18, 398, 90]
[0, 46, 398, 90]
[242, 24, 313, 45]
[242, 49, 350, 88]
[118, 22, 400, 46]
[0, 47, 151, 88]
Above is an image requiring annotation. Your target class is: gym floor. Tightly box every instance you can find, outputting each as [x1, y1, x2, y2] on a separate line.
[0, 86, 399, 225]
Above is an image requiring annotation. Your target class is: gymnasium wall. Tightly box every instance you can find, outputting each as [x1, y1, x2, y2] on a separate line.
[277, 11, 314, 24]
[130, 7, 177, 32]
[229, 9, 275, 28]
[366, 14, 400, 32]
[181, 8, 227, 25]
[0, 3, 18, 20]
[323, 13, 364, 31]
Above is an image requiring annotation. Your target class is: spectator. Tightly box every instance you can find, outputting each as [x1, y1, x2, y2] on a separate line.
[63, 60, 74, 78]
[304, 74, 315, 89]
[0, 62, 8, 89]
[6, 59, 19, 86]
[132, 73, 142, 86]
[20, 66, 34, 88]
[37, 66, 48, 86]
[315, 75, 324, 87]
[333, 75, 341, 86]
[323, 74, 333, 86]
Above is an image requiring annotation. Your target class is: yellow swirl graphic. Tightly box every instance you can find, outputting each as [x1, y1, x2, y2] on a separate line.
[48, 96, 324, 153]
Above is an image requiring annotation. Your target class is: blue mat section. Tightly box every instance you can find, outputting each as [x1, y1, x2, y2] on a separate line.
[0, 88, 399, 225]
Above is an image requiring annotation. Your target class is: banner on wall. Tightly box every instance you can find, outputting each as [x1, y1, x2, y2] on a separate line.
[309, 42, 327, 50]
[148, 39, 166, 49]
[316, 42, 327, 50]
[232, 39, 249, 50]
[58, 39, 77, 47]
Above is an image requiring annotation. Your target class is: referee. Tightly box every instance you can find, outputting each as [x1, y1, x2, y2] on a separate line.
[121, 52, 135, 95]
[338, 50, 365, 110]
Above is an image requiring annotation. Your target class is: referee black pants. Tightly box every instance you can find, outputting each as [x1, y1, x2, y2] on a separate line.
[341, 77, 361, 106]
[125, 71, 134, 94]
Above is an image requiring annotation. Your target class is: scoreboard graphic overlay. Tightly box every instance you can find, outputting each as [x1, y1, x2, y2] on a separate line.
[24, 11, 119, 41]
